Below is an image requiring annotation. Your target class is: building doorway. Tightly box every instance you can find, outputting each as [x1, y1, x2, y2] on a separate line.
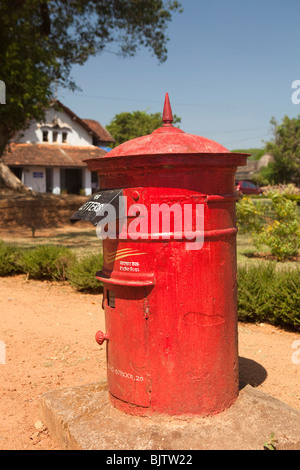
[46, 168, 53, 193]
[60, 169, 83, 194]
[10, 167, 24, 182]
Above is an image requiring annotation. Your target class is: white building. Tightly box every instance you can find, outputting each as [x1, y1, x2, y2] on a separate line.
[3, 100, 114, 195]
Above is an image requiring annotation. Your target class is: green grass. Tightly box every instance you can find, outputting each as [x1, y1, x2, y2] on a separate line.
[237, 233, 300, 270]
[0, 227, 101, 259]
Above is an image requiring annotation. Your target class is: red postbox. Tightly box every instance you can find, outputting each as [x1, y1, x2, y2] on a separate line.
[71, 94, 248, 417]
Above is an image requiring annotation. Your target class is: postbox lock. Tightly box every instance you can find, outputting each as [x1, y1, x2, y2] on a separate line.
[95, 330, 109, 345]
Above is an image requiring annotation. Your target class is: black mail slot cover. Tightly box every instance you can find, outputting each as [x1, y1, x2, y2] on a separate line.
[70, 189, 125, 226]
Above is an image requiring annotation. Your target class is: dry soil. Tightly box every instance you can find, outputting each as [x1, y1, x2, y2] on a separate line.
[0, 275, 299, 450]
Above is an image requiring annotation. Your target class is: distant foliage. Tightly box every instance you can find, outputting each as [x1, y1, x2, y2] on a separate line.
[232, 148, 265, 161]
[263, 115, 300, 186]
[106, 110, 181, 147]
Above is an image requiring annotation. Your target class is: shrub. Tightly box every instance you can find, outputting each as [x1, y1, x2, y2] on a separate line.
[237, 263, 276, 323]
[19, 245, 76, 281]
[66, 253, 103, 292]
[236, 197, 267, 233]
[237, 264, 300, 328]
[0, 240, 23, 276]
[270, 268, 300, 328]
[237, 191, 300, 260]
[284, 194, 300, 205]
[254, 192, 300, 260]
[263, 183, 299, 196]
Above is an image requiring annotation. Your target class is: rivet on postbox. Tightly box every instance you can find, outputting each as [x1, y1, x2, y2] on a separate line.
[95, 330, 109, 346]
[71, 93, 249, 417]
[132, 190, 140, 201]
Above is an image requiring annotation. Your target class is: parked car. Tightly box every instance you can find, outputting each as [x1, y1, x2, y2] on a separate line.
[235, 180, 263, 195]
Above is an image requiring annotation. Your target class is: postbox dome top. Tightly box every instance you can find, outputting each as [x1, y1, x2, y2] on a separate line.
[105, 93, 231, 158]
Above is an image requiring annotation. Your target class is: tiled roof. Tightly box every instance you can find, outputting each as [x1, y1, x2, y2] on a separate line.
[51, 100, 114, 143]
[82, 119, 115, 143]
[3, 143, 106, 168]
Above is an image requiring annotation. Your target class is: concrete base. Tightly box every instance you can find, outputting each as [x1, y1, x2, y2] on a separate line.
[39, 382, 300, 450]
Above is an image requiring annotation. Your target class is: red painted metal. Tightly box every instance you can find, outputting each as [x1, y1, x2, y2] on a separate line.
[87, 93, 249, 417]
[95, 330, 109, 346]
[162, 92, 173, 124]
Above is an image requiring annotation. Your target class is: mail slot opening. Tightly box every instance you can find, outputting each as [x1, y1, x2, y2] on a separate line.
[107, 290, 115, 308]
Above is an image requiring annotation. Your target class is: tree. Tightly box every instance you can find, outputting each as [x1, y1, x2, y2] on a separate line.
[263, 115, 300, 186]
[0, 0, 183, 158]
[232, 148, 265, 161]
[106, 110, 181, 147]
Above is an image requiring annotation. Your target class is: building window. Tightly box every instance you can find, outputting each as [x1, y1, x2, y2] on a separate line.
[42, 131, 49, 142]
[62, 132, 68, 144]
[53, 131, 58, 143]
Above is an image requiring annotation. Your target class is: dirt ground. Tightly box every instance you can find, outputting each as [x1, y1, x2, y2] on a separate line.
[0, 275, 300, 450]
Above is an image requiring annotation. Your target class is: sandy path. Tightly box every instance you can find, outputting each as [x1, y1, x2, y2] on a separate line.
[0, 275, 299, 450]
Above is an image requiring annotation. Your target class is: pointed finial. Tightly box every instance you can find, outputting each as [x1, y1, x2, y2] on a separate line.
[162, 92, 173, 126]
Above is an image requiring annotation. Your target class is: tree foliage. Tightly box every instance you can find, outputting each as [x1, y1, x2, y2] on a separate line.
[263, 115, 300, 186]
[232, 148, 265, 161]
[106, 110, 181, 147]
[0, 0, 182, 155]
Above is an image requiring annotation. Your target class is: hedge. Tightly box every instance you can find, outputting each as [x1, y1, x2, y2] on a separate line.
[237, 263, 300, 329]
[19, 245, 76, 281]
[0, 241, 23, 276]
[66, 253, 103, 292]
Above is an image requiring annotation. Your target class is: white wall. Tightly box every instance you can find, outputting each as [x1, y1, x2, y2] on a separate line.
[14, 107, 93, 147]
[52, 167, 61, 195]
[83, 168, 92, 196]
[24, 167, 46, 193]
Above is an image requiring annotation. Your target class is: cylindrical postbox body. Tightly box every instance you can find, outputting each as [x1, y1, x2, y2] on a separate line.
[85, 95, 248, 417]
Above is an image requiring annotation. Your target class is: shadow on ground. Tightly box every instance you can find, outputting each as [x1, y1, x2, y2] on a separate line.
[239, 356, 267, 390]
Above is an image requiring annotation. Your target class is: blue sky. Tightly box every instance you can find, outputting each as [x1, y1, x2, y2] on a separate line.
[58, 0, 300, 150]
